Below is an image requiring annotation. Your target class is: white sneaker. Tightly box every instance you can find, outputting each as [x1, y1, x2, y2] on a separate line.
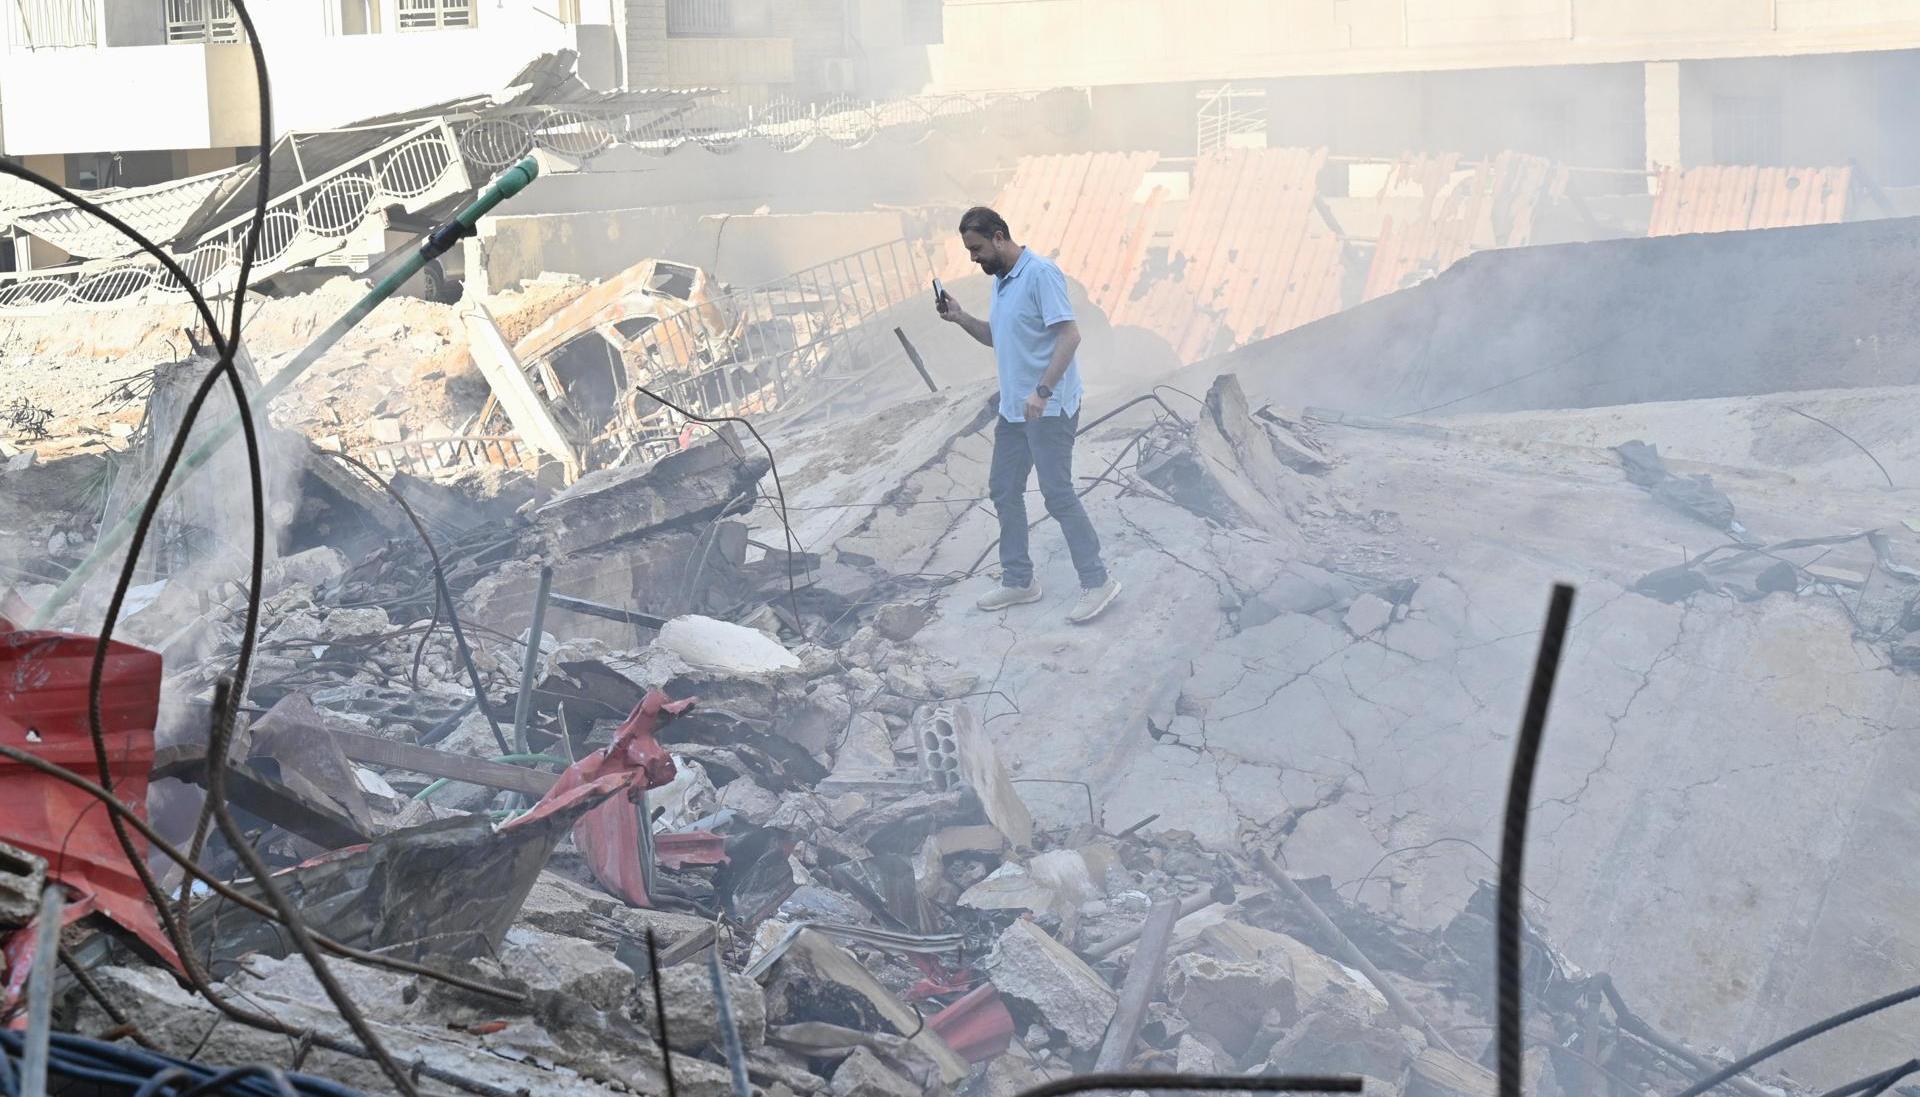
[977, 581, 1042, 611]
[1067, 579, 1121, 624]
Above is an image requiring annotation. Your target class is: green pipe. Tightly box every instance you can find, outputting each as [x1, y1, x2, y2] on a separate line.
[31, 156, 542, 628]
[413, 751, 567, 803]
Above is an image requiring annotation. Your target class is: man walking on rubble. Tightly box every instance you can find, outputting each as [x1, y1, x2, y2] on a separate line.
[938, 206, 1121, 624]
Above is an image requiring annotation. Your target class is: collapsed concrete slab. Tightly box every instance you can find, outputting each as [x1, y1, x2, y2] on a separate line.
[531, 430, 769, 557]
[982, 919, 1117, 1053]
[1164, 951, 1297, 1057]
[829, 1046, 920, 1097]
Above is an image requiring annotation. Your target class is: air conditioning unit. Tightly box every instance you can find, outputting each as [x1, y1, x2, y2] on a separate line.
[822, 57, 857, 93]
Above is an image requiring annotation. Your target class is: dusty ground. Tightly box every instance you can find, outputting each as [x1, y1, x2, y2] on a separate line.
[768, 379, 1920, 1086]
[1434, 383, 1920, 491]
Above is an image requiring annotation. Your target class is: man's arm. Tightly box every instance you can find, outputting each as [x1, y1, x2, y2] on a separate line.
[940, 300, 993, 347]
[1023, 319, 1080, 419]
[1038, 319, 1080, 391]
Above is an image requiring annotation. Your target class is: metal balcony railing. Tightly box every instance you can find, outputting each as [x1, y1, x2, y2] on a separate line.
[0, 91, 1038, 316]
[0, 118, 470, 314]
[396, 0, 472, 30]
[601, 238, 934, 445]
[7, 0, 98, 48]
[1196, 84, 1267, 156]
[165, 0, 238, 43]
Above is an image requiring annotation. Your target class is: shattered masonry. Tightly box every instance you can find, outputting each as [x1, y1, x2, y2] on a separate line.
[1, 38, 1917, 1097]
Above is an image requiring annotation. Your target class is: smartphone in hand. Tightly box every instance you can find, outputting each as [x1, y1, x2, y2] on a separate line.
[932, 277, 950, 314]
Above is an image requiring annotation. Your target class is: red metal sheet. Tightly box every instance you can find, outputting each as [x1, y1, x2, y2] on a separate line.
[942, 152, 1159, 318]
[505, 688, 694, 908]
[1362, 150, 1558, 302]
[927, 982, 1015, 1063]
[1648, 164, 1851, 236]
[1112, 147, 1344, 362]
[0, 621, 179, 1006]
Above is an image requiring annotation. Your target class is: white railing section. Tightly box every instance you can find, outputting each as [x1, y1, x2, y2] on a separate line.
[0, 91, 1047, 315]
[165, 0, 238, 43]
[396, 0, 472, 30]
[1196, 83, 1267, 156]
[0, 119, 468, 313]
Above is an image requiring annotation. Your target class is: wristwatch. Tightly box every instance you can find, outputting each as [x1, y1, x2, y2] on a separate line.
[1035, 384, 1053, 399]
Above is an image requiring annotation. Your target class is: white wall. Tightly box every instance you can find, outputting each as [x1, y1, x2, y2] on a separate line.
[935, 0, 1920, 92]
[0, 45, 216, 155]
[0, 0, 596, 158]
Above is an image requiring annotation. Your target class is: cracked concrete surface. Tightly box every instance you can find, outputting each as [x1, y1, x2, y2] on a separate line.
[770, 384, 1920, 1081]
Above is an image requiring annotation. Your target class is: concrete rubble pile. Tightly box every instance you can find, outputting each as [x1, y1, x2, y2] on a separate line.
[0, 363, 1826, 1097]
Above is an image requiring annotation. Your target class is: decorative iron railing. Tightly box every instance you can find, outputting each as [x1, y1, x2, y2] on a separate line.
[0, 118, 469, 314]
[0, 90, 1050, 316]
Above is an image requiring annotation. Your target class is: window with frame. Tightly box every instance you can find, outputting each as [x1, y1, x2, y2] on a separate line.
[397, 0, 474, 30]
[1711, 94, 1784, 166]
[666, 0, 773, 37]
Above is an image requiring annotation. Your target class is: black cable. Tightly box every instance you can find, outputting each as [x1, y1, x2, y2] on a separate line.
[0, 742, 523, 1005]
[325, 450, 511, 753]
[0, 16, 502, 1090]
[178, 1064, 303, 1097]
[644, 928, 680, 1097]
[1008, 1073, 1362, 1097]
[0, 1, 276, 1078]
[964, 418, 1158, 578]
[203, 678, 420, 1097]
[1673, 983, 1920, 1097]
[1817, 1060, 1920, 1097]
[0, 1030, 368, 1097]
[629, 383, 803, 636]
[1784, 406, 1895, 489]
[60, 942, 160, 1051]
[1498, 583, 1576, 1097]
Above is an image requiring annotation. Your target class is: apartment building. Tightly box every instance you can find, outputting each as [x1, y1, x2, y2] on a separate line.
[933, 0, 1920, 188]
[616, 0, 943, 103]
[0, 0, 614, 176]
[0, 0, 944, 269]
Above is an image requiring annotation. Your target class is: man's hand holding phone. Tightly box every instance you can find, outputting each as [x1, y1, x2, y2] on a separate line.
[933, 278, 962, 321]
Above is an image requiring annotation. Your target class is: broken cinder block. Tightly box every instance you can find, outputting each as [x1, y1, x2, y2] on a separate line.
[0, 840, 47, 929]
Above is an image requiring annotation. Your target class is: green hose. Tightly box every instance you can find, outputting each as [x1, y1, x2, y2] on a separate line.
[414, 752, 567, 803]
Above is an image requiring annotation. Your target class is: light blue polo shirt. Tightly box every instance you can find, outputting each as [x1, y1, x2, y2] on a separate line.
[989, 247, 1083, 422]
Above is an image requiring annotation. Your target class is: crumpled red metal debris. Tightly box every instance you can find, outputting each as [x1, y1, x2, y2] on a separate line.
[0, 620, 181, 1013]
[505, 689, 695, 907]
[656, 831, 728, 869]
[926, 982, 1015, 1063]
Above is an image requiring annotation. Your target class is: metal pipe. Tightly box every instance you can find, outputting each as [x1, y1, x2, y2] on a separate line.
[1255, 849, 1457, 1056]
[511, 564, 555, 754]
[707, 947, 752, 1097]
[33, 155, 542, 625]
[21, 884, 65, 1097]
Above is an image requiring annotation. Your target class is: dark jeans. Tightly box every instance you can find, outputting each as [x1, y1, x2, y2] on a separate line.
[989, 413, 1108, 590]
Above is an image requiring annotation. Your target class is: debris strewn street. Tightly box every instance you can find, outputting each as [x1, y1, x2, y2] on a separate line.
[6, 13, 1920, 1097]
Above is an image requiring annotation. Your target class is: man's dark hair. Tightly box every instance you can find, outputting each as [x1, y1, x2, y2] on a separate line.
[958, 206, 1012, 241]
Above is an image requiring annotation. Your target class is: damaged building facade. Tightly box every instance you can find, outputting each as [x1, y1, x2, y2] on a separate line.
[4, 2, 1920, 1097]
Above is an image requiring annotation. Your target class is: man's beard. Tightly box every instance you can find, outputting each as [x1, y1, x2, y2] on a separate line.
[977, 256, 1004, 276]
